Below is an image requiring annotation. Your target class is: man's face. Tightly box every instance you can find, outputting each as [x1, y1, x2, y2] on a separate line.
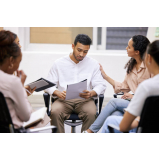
[72, 42, 90, 62]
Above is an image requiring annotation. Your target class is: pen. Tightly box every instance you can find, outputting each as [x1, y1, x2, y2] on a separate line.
[25, 89, 32, 95]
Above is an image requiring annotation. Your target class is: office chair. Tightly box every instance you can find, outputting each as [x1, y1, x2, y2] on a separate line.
[108, 96, 159, 133]
[0, 92, 57, 133]
[43, 92, 104, 133]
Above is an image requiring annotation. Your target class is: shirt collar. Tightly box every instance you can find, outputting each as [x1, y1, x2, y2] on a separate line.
[140, 61, 146, 69]
[132, 61, 146, 74]
[68, 53, 86, 65]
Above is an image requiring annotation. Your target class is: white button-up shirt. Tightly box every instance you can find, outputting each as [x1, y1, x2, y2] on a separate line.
[45, 54, 107, 96]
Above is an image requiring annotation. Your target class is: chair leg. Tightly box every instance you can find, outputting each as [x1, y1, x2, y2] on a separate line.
[71, 126, 76, 133]
[71, 120, 76, 133]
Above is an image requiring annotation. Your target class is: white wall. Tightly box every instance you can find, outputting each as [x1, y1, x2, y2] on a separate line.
[147, 27, 159, 42]
[5, 27, 157, 98]
[19, 51, 130, 98]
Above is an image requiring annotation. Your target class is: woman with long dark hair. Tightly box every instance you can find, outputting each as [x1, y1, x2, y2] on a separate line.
[84, 35, 151, 133]
[101, 40, 159, 133]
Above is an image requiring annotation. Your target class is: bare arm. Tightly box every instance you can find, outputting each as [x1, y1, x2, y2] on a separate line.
[99, 64, 115, 88]
[119, 111, 137, 132]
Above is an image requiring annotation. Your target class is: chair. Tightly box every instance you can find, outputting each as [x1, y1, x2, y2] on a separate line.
[43, 93, 104, 133]
[113, 92, 134, 98]
[108, 96, 159, 133]
[0, 91, 57, 133]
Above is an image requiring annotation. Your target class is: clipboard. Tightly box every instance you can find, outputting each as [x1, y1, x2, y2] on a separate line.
[27, 78, 56, 92]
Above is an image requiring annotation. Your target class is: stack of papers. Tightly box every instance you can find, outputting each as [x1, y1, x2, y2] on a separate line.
[65, 79, 87, 100]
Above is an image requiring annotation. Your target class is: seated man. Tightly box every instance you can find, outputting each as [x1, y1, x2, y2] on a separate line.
[45, 34, 106, 133]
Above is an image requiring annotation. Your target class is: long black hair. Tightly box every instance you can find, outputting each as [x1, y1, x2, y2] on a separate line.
[125, 35, 150, 74]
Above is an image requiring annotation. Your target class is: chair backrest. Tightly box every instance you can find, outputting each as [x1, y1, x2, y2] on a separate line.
[0, 92, 15, 133]
[137, 96, 159, 133]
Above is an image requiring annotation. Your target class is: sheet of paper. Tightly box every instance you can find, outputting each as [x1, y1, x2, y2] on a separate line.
[23, 107, 47, 128]
[27, 80, 49, 90]
[65, 79, 87, 100]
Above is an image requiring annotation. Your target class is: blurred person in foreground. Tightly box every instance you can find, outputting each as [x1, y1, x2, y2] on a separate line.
[101, 40, 159, 133]
[0, 30, 50, 131]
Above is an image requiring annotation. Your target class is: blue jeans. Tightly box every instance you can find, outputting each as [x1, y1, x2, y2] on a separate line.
[89, 98, 130, 133]
[101, 116, 137, 133]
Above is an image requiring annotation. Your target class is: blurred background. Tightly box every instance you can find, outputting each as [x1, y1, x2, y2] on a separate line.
[0, 27, 159, 110]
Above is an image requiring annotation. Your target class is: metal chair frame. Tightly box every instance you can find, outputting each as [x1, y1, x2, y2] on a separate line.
[43, 93, 104, 133]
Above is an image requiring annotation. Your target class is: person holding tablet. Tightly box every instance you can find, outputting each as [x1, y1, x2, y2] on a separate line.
[0, 30, 50, 130]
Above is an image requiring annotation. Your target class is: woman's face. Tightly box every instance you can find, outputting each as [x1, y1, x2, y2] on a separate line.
[126, 38, 138, 58]
[14, 36, 22, 48]
[8, 52, 22, 74]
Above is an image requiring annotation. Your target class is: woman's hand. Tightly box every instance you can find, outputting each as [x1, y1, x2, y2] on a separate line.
[99, 63, 107, 79]
[25, 86, 36, 96]
[16, 70, 27, 86]
[99, 63, 115, 88]
[121, 93, 133, 99]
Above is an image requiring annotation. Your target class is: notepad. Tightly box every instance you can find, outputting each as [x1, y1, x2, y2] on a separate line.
[23, 107, 47, 128]
[65, 79, 87, 100]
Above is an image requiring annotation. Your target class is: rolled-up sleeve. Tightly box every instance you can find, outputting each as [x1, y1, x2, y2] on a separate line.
[91, 63, 107, 96]
[45, 63, 59, 95]
[114, 74, 130, 93]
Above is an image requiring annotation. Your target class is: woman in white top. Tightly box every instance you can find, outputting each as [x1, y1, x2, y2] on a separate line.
[101, 40, 159, 133]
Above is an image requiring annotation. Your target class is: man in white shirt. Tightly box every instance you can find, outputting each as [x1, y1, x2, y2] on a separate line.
[45, 34, 106, 133]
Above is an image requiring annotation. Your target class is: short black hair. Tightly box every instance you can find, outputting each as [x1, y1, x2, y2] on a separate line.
[74, 34, 92, 46]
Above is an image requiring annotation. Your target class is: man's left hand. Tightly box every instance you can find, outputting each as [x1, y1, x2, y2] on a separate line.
[79, 90, 97, 99]
[79, 90, 92, 99]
